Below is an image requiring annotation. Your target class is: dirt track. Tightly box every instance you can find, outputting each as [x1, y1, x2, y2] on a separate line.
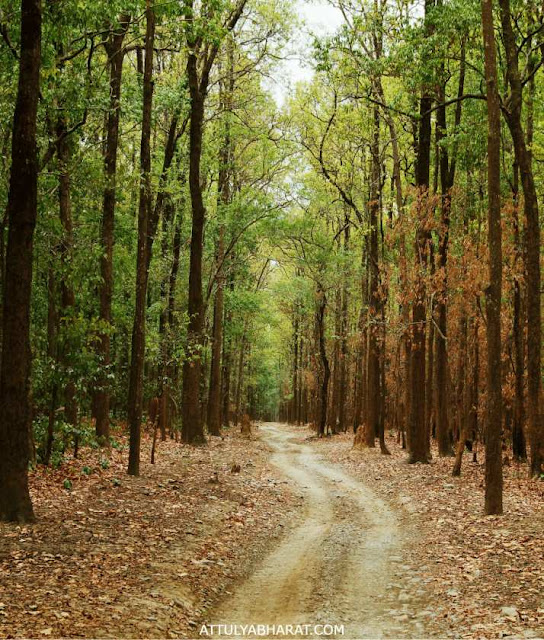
[210, 423, 428, 639]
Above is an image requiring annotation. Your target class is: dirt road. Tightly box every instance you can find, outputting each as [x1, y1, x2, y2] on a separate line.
[210, 423, 428, 639]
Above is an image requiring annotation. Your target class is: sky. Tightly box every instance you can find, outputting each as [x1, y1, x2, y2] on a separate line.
[268, 0, 344, 105]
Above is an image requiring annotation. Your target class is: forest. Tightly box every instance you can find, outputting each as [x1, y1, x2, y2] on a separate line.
[0, 0, 543, 637]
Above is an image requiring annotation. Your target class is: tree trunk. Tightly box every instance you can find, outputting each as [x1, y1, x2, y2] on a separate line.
[56, 116, 78, 430]
[338, 218, 349, 432]
[481, 0, 503, 514]
[435, 52, 465, 456]
[207, 226, 225, 436]
[94, 17, 129, 437]
[207, 53, 233, 435]
[365, 105, 381, 448]
[328, 287, 340, 432]
[93, 15, 130, 441]
[316, 283, 329, 437]
[408, 0, 433, 464]
[0, 0, 41, 523]
[498, 0, 542, 477]
[45, 267, 58, 467]
[181, 44, 207, 443]
[127, 0, 155, 476]
[234, 332, 247, 426]
[511, 163, 526, 461]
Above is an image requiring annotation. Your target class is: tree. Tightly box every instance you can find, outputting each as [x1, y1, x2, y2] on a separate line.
[92, 14, 131, 442]
[481, 0, 503, 515]
[207, 43, 234, 436]
[127, 0, 155, 476]
[408, 0, 434, 465]
[497, 0, 542, 478]
[0, 0, 42, 522]
[181, 0, 247, 444]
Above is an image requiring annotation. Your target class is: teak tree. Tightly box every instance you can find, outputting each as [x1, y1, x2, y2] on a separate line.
[0, 0, 42, 523]
[181, 0, 247, 444]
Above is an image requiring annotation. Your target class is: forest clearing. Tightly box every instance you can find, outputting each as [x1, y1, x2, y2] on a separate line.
[0, 0, 544, 636]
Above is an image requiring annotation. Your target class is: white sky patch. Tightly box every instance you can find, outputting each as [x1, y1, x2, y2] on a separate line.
[267, 0, 344, 105]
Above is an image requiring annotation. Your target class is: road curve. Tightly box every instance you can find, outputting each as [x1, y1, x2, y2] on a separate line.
[209, 423, 427, 639]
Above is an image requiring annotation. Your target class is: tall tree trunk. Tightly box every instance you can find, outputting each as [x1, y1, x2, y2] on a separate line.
[511, 163, 526, 460]
[481, 0, 503, 514]
[127, 0, 155, 475]
[207, 226, 225, 436]
[365, 105, 381, 448]
[498, 0, 542, 477]
[338, 218, 349, 432]
[56, 116, 78, 429]
[93, 15, 130, 441]
[0, 0, 41, 523]
[45, 267, 58, 467]
[408, 0, 433, 464]
[181, 40, 207, 444]
[155, 120, 184, 442]
[328, 287, 340, 432]
[234, 331, 247, 426]
[221, 307, 233, 427]
[158, 196, 175, 441]
[316, 283, 329, 437]
[435, 48, 465, 456]
[207, 50, 233, 436]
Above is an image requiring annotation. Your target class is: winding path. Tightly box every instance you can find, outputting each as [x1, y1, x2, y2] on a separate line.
[210, 423, 427, 639]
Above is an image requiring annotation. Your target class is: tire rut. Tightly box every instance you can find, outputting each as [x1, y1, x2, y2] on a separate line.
[209, 423, 427, 639]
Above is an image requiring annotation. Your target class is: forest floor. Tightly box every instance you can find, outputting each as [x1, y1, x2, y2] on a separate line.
[1, 423, 543, 640]
[0, 424, 298, 639]
[301, 425, 544, 640]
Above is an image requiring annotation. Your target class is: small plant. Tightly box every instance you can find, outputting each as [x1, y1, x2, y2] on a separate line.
[112, 478, 121, 487]
[100, 459, 110, 470]
[63, 479, 72, 490]
[81, 466, 92, 475]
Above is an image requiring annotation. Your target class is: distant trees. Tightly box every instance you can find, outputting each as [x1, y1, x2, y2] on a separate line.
[282, 0, 542, 512]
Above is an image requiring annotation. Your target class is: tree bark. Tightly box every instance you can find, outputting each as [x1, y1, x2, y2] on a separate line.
[127, 0, 155, 475]
[365, 105, 381, 448]
[93, 15, 130, 441]
[56, 116, 78, 430]
[481, 0, 503, 514]
[338, 218, 349, 432]
[498, 0, 542, 477]
[316, 283, 329, 437]
[408, 0, 433, 464]
[207, 226, 225, 436]
[181, 51, 207, 443]
[435, 45, 465, 456]
[0, 0, 41, 523]
[207, 51, 233, 436]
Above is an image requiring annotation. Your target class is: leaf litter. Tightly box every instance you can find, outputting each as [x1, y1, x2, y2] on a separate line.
[0, 426, 297, 639]
[305, 427, 544, 640]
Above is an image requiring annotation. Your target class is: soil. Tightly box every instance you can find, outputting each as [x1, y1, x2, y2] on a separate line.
[210, 423, 429, 639]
